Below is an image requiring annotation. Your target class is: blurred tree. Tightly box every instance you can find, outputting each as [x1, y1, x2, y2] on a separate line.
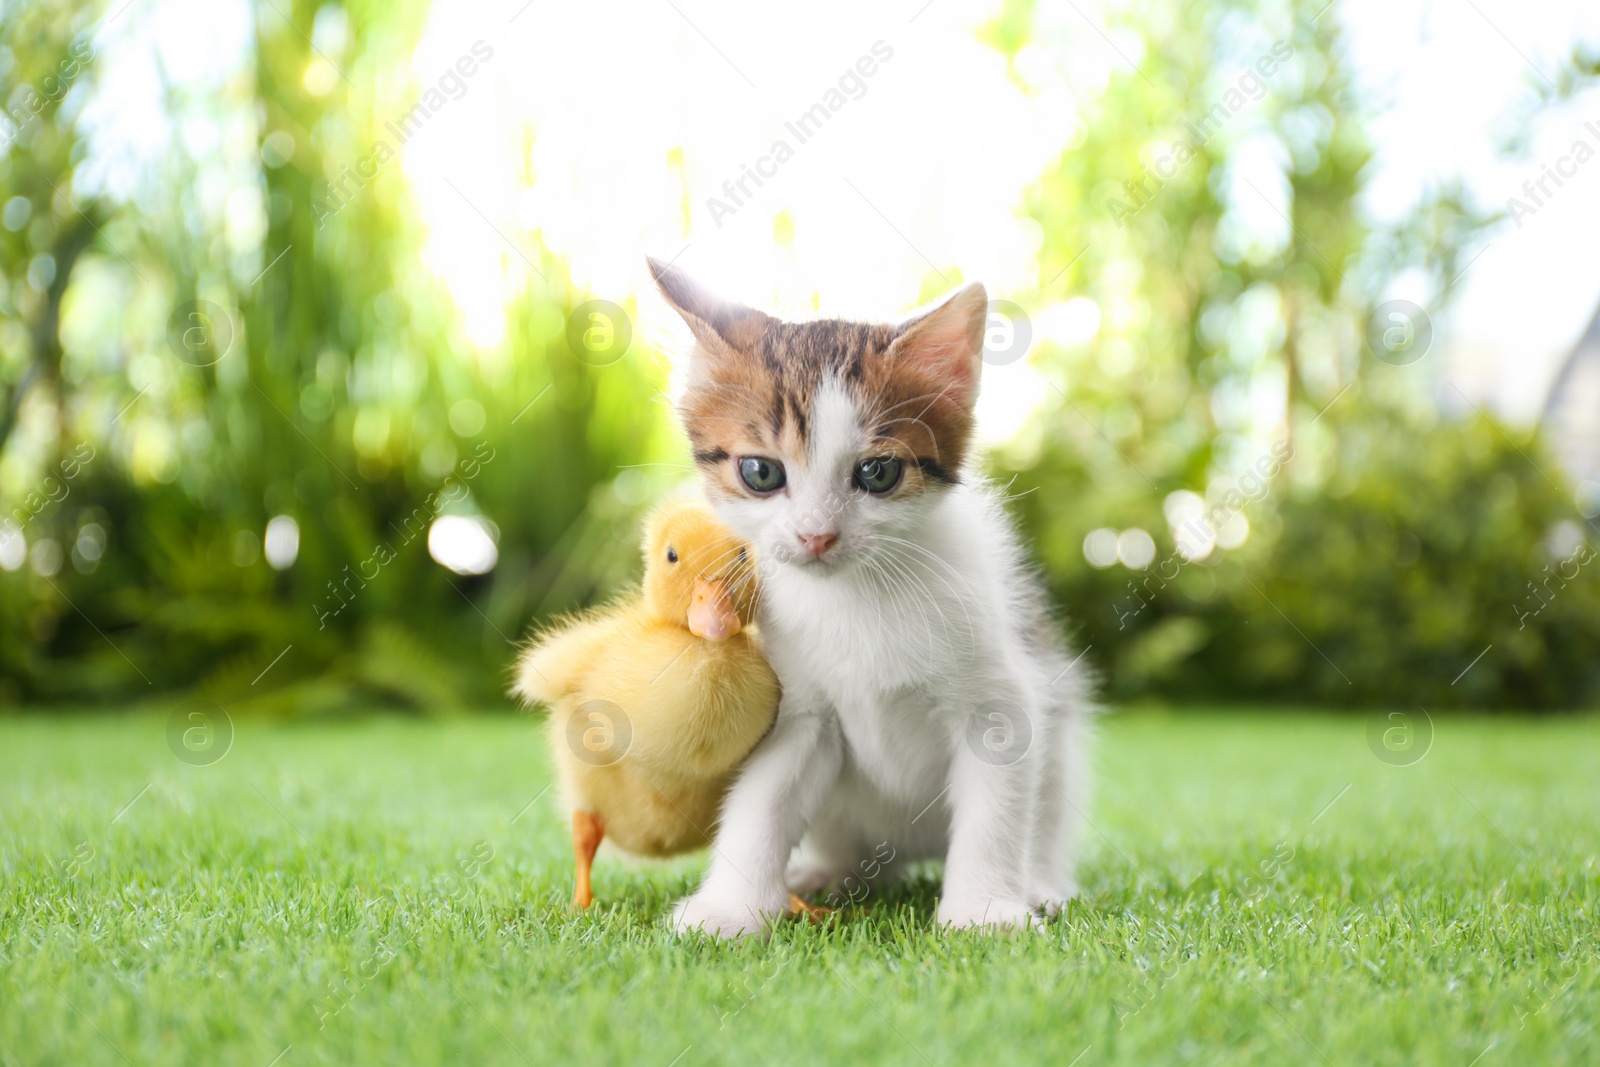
[0, 6, 100, 458]
[0, 0, 673, 710]
[989, 0, 1596, 709]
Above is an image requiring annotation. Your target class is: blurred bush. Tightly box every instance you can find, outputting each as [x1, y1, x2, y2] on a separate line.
[1004, 408, 1600, 710]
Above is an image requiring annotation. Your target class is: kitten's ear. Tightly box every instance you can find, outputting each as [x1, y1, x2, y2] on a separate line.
[647, 256, 770, 359]
[887, 282, 988, 411]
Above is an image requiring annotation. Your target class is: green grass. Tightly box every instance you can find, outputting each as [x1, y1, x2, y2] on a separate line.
[1, 709, 1596, 1066]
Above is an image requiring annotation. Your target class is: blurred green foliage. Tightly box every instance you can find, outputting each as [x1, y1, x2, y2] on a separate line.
[986, 0, 1600, 710]
[0, 0, 674, 709]
[0, 0, 1595, 712]
[1009, 411, 1600, 710]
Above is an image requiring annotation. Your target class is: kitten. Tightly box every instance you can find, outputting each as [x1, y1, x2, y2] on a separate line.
[649, 258, 1093, 936]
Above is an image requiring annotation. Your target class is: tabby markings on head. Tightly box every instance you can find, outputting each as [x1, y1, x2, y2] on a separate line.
[648, 257, 988, 502]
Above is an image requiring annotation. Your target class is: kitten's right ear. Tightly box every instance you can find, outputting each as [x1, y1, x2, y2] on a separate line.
[647, 256, 770, 358]
[887, 281, 988, 412]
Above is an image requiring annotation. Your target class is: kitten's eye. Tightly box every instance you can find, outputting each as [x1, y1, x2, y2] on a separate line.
[854, 457, 903, 494]
[666, 547, 678, 564]
[738, 456, 786, 494]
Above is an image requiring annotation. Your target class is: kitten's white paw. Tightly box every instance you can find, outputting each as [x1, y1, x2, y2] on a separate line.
[670, 888, 785, 940]
[936, 896, 1041, 933]
[1027, 880, 1079, 917]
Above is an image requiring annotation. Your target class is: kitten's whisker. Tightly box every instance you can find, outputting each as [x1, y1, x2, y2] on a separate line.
[858, 375, 930, 427]
[906, 381, 959, 428]
[725, 560, 764, 610]
[694, 542, 748, 577]
[866, 383, 960, 448]
[875, 534, 976, 593]
[875, 536, 977, 649]
[874, 426, 944, 470]
[858, 357, 905, 414]
[870, 550, 941, 660]
[871, 540, 955, 660]
[872, 387, 952, 417]
[860, 555, 916, 656]
[665, 538, 765, 627]
[990, 471, 1038, 504]
[858, 551, 927, 658]
[884, 383, 961, 467]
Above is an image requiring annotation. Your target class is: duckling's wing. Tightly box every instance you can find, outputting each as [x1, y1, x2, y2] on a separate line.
[513, 610, 625, 708]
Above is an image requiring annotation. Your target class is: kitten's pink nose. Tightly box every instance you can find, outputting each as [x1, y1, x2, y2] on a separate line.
[798, 532, 839, 559]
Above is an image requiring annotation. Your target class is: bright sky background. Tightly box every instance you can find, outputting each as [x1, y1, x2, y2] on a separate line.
[81, 0, 1600, 433]
[402, 0, 1071, 445]
[401, 0, 1600, 431]
[1345, 0, 1600, 422]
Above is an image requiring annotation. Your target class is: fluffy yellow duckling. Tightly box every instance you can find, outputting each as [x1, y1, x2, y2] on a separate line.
[516, 499, 811, 914]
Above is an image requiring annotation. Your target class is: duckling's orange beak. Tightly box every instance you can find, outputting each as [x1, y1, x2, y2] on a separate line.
[687, 578, 741, 641]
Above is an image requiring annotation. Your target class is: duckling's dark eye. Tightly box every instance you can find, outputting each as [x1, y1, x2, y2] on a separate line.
[854, 456, 903, 494]
[738, 456, 786, 494]
[666, 547, 678, 564]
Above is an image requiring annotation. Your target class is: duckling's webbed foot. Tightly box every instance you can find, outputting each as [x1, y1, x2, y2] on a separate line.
[787, 892, 833, 923]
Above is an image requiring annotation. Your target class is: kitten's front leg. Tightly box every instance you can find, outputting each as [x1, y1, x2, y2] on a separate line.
[937, 697, 1042, 931]
[672, 704, 841, 939]
[1026, 709, 1085, 915]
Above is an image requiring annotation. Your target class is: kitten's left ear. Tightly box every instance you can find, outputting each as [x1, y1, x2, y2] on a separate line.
[647, 256, 771, 359]
[887, 282, 988, 412]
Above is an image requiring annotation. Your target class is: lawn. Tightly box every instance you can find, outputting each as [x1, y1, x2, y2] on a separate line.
[0, 709, 1595, 1066]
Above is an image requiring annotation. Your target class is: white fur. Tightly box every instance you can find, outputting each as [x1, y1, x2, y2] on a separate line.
[672, 377, 1093, 937]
